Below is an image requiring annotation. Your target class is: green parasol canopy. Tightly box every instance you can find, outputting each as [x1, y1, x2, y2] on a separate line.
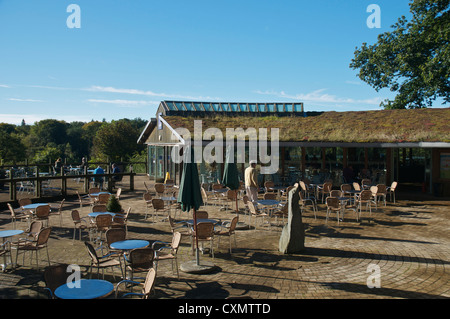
[177, 145, 204, 212]
[222, 146, 240, 213]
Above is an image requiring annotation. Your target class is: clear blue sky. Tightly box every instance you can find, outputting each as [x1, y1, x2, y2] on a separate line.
[0, 0, 426, 125]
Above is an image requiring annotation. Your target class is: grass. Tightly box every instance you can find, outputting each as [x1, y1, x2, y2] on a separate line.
[163, 107, 450, 143]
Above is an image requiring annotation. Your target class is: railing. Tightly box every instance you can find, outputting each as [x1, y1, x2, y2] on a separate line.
[0, 166, 137, 203]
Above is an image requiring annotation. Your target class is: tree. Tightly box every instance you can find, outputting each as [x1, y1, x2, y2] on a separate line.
[350, 0, 449, 109]
[0, 124, 26, 163]
[92, 120, 144, 161]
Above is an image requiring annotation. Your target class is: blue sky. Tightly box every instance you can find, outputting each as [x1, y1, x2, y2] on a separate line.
[0, 0, 426, 125]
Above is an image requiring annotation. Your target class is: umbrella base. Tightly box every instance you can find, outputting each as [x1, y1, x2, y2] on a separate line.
[180, 260, 216, 274]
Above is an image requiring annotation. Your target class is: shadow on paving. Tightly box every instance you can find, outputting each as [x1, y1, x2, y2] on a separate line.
[319, 281, 448, 299]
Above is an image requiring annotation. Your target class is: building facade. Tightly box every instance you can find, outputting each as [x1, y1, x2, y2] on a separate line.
[138, 101, 450, 196]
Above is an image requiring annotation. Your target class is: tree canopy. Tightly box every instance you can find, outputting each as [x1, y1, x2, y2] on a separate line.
[0, 118, 147, 165]
[350, 0, 450, 109]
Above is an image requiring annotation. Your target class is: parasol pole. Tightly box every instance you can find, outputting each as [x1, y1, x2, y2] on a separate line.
[193, 207, 200, 265]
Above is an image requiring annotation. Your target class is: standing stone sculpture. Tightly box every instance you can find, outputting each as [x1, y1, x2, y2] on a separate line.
[279, 183, 305, 254]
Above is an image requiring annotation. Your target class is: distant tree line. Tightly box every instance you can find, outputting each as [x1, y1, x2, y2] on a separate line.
[0, 118, 147, 167]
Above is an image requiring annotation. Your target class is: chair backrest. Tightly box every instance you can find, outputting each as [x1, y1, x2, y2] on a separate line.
[129, 247, 155, 269]
[44, 264, 70, 296]
[229, 216, 239, 232]
[390, 181, 398, 191]
[341, 184, 351, 192]
[71, 210, 81, 223]
[212, 184, 223, 190]
[106, 228, 126, 247]
[95, 214, 112, 228]
[85, 241, 99, 263]
[195, 222, 214, 239]
[359, 190, 372, 201]
[353, 182, 361, 191]
[323, 182, 332, 192]
[143, 192, 152, 202]
[196, 211, 208, 219]
[36, 205, 51, 218]
[151, 198, 164, 209]
[264, 181, 274, 192]
[201, 187, 208, 202]
[115, 188, 122, 199]
[36, 227, 52, 246]
[299, 181, 307, 191]
[326, 197, 340, 208]
[376, 184, 386, 194]
[361, 179, 371, 187]
[242, 195, 249, 205]
[370, 186, 378, 196]
[28, 221, 43, 237]
[92, 204, 107, 212]
[263, 193, 277, 200]
[227, 189, 237, 200]
[97, 193, 111, 204]
[155, 183, 165, 195]
[89, 188, 101, 195]
[19, 198, 32, 207]
[330, 190, 342, 198]
[172, 232, 182, 252]
[7, 203, 16, 218]
[142, 268, 156, 299]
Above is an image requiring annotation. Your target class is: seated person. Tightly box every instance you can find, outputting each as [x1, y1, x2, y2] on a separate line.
[93, 165, 104, 189]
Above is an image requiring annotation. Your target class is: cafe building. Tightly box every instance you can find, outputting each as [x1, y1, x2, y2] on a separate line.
[138, 101, 450, 196]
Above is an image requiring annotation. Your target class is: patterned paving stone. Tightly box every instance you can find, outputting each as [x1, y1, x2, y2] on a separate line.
[0, 175, 449, 301]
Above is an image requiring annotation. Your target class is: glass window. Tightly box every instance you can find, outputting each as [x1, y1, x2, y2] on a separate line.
[257, 103, 266, 112]
[222, 103, 230, 112]
[202, 103, 212, 111]
[239, 103, 248, 112]
[267, 104, 275, 112]
[184, 102, 194, 111]
[294, 104, 303, 112]
[285, 103, 293, 112]
[175, 102, 185, 110]
[276, 103, 284, 112]
[230, 103, 239, 112]
[248, 103, 257, 112]
[212, 103, 221, 111]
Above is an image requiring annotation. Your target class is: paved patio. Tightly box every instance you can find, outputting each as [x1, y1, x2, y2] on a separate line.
[0, 174, 449, 300]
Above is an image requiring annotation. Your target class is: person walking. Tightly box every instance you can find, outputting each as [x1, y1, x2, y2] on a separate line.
[245, 160, 259, 203]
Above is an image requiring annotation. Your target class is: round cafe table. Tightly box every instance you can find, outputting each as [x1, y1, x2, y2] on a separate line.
[0, 230, 24, 271]
[21, 203, 49, 210]
[88, 212, 117, 218]
[110, 239, 149, 251]
[54, 279, 114, 299]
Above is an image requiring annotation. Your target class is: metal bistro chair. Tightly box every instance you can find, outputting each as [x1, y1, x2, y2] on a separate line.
[326, 197, 341, 225]
[43, 263, 71, 299]
[143, 192, 153, 221]
[35, 205, 51, 227]
[15, 227, 52, 270]
[85, 241, 123, 280]
[71, 210, 94, 242]
[215, 216, 239, 254]
[152, 231, 182, 279]
[125, 247, 155, 282]
[191, 222, 216, 258]
[387, 181, 398, 203]
[115, 268, 156, 299]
